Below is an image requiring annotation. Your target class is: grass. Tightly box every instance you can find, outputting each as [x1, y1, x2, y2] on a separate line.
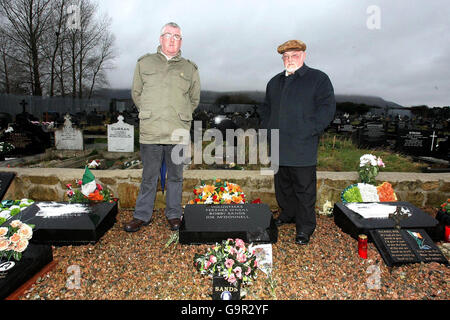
[188, 132, 428, 172]
[317, 133, 426, 172]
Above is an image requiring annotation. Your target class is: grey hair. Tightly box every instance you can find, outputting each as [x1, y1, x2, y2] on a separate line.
[160, 22, 182, 36]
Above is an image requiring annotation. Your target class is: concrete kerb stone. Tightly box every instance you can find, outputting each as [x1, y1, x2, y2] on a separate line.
[1, 168, 449, 210]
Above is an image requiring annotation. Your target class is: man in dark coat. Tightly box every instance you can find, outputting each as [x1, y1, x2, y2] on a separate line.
[260, 39, 336, 245]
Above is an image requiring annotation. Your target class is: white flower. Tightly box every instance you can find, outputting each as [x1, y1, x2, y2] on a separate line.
[357, 183, 380, 202]
[359, 154, 378, 167]
[221, 193, 233, 201]
[14, 238, 29, 253]
[0, 210, 11, 219]
[18, 224, 33, 240]
[204, 197, 213, 204]
[0, 238, 11, 251]
[0, 227, 8, 237]
[10, 220, 23, 228]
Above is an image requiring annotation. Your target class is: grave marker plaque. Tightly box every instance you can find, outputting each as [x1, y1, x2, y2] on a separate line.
[55, 115, 84, 150]
[357, 122, 386, 147]
[369, 229, 448, 267]
[396, 130, 430, 156]
[212, 276, 240, 300]
[107, 115, 134, 152]
[179, 204, 278, 244]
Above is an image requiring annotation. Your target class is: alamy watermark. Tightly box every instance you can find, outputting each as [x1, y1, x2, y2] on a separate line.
[66, 264, 81, 290]
[66, 4, 81, 31]
[170, 121, 279, 175]
[366, 5, 381, 30]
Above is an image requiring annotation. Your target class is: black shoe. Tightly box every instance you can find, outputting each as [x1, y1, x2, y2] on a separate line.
[124, 218, 151, 232]
[295, 232, 310, 245]
[274, 218, 294, 227]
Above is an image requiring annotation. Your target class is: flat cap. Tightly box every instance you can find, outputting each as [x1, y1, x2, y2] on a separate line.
[277, 40, 307, 54]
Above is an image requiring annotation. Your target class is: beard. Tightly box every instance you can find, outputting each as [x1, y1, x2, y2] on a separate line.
[285, 63, 300, 74]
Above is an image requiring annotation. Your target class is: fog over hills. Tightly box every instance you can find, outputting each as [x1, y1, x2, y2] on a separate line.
[97, 88, 405, 109]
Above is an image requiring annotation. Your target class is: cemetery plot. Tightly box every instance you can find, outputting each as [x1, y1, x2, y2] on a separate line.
[15, 201, 118, 246]
[179, 204, 278, 245]
[0, 243, 53, 300]
[333, 202, 439, 241]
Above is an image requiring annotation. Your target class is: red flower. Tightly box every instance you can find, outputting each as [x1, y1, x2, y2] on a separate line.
[252, 198, 261, 204]
[96, 183, 103, 191]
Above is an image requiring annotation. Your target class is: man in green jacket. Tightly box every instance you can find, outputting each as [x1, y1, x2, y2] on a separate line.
[125, 22, 200, 232]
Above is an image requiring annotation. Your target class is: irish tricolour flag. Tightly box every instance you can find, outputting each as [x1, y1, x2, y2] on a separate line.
[81, 166, 97, 197]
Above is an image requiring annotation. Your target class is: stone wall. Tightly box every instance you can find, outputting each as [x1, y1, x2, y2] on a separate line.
[2, 168, 449, 210]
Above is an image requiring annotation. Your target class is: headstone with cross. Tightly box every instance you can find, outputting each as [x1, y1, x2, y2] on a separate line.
[107, 115, 134, 152]
[54, 114, 84, 150]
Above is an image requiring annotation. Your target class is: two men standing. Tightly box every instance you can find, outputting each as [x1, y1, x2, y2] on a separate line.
[126, 23, 335, 246]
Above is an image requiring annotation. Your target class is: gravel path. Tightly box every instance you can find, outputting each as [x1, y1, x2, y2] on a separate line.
[20, 208, 449, 300]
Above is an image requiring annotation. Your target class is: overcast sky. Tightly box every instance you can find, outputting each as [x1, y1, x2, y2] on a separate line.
[96, 0, 450, 108]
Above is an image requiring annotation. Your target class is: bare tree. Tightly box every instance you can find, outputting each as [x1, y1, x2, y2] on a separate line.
[0, 0, 53, 96]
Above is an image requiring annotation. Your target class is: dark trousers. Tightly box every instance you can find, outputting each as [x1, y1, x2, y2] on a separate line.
[274, 165, 317, 236]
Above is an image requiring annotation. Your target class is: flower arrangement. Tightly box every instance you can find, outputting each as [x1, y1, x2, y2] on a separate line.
[188, 179, 246, 204]
[193, 238, 258, 286]
[358, 154, 385, 185]
[0, 220, 34, 262]
[0, 199, 35, 226]
[341, 182, 397, 203]
[66, 181, 115, 203]
[66, 167, 116, 203]
[439, 199, 450, 213]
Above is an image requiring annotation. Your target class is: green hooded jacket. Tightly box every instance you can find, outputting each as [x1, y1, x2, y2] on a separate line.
[131, 46, 201, 144]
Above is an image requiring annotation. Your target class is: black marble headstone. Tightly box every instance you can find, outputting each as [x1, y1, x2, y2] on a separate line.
[396, 129, 431, 156]
[0, 172, 15, 201]
[333, 202, 439, 241]
[179, 204, 278, 245]
[357, 122, 386, 147]
[212, 276, 240, 300]
[15, 201, 118, 246]
[0, 243, 53, 299]
[369, 228, 448, 267]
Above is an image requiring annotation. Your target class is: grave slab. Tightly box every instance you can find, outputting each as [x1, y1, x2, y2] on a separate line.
[0, 172, 15, 201]
[0, 243, 53, 300]
[333, 202, 439, 241]
[369, 228, 448, 267]
[179, 204, 278, 245]
[15, 201, 118, 246]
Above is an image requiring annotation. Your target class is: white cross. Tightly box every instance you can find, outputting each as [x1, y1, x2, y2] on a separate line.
[430, 131, 438, 151]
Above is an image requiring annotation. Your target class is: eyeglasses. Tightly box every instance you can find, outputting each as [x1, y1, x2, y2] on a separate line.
[282, 53, 302, 60]
[161, 33, 182, 41]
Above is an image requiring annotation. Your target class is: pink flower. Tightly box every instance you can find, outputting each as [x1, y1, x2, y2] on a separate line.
[235, 238, 245, 249]
[254, 260, 258, 268]
[237, 252, 247, 263]
[227, 273, 237, 284]
[245, 267, 252, 275]
[377, 157, 385, 168]
[225, 258, 234, 269]
[229, 247, 237, 255]
[204, 261, 211, 269]
[67, 190, 74, 197]
[66, 184, 72, 189]
[209, 255, 217, 264]
[233, 267, 242, 279]
[77, 180, 82, 186]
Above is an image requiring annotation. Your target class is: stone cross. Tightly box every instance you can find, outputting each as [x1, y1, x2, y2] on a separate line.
[19, 100, 28, 113]
[388, 206, 409, 230]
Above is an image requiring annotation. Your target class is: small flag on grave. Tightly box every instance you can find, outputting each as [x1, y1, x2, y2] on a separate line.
[81, 166, 97, 197]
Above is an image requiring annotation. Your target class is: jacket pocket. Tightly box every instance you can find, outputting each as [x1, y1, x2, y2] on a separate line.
[176, 73, 191, 92]
[141, 71, 158, 87]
